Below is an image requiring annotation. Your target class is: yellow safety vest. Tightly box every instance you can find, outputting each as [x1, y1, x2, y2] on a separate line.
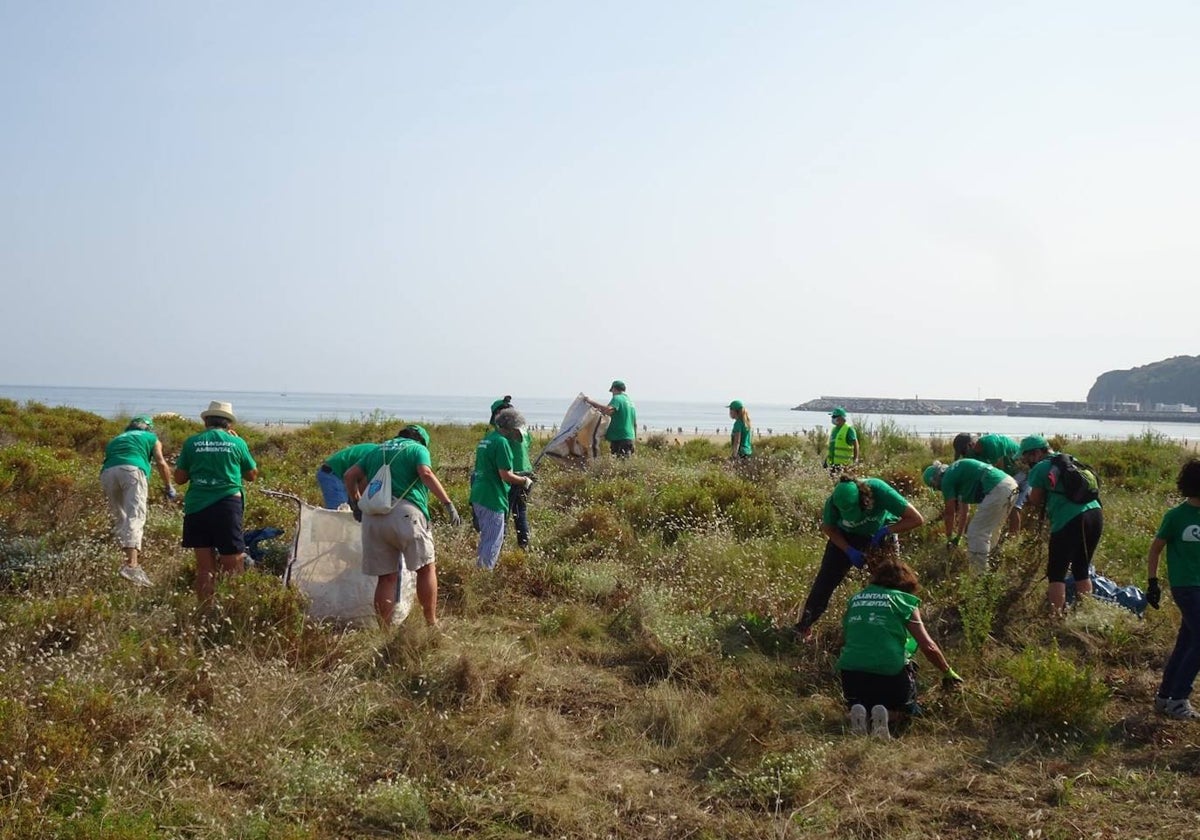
[829, 423, 855, 465]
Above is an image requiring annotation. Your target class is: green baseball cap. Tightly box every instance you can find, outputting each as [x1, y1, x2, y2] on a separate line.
[610, 380, 626, 391]
[126, 415, 154, 431]
[923, 463, 947, 488]
[830, 407, 847, 418]
[830, 481, 860, 517]
[727, 399, 744, 410]
[1019, 435, 1049, 454]
[490, 397, 511, 414]
[404, 424, 431, 448]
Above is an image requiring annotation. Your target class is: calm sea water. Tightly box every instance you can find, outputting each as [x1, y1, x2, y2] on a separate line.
[4, 384, 1200, 442]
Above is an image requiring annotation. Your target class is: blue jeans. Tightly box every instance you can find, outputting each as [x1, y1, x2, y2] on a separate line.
[1160, 586, 1200, 700]
[316, 467, 348, 509]
[508, 483, 529, 548]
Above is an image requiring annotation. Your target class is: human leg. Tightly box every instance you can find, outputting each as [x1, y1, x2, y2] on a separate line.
[473, 504, 506, 570]
[966, 479, 1016, 572]
[1073, 509, 1103, 599]
[416, 565, 438, 626]
[1046, 521, 1077, 612]
[193, 548, 218, 607]
[1160, 586, 1200, 703]
[316, 466, 348, 509]
[508, 483, 529, 549]
[394, 502, 438, 626]
[796, 534, 867, 634]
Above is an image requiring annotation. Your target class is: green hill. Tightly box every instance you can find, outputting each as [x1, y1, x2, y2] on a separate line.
[1087, 354, 1200, 408]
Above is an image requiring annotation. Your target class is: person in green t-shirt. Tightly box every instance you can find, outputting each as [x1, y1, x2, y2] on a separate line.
[727, 400, 752, 459]
[952, 433, 1029, 531]
[100, 415, 176, 587]
[824, 407, 859, 475]
[923, 458, 1018, 573]
[837, 554, 961, 738]
[1146, 459, 1200, 720]
[344, 425, 461, 629]
[470, 408, 535, 570]
[174, 401, 259, 607]
[317, 442, 378, 509]
[795, 476, 925, 640]
[586, 380, 637, 458]
[485, 396, 535, 549]
[1020, 435, 1103, 613]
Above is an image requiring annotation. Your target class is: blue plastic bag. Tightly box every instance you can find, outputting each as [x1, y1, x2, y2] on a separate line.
[1064, 566, 1147, 617]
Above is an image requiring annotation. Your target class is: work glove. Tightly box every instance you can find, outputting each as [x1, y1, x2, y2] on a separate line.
[942, 667, 964, 689]
[845, 547, 866, 569]
[350, 499, 363, 523]
[442, 501, 463, 528]
[946, 535, 961, 548]
[870, 526, 892, 548]
[166, 486, 178, 502]
[1147, 577, 1161, 610]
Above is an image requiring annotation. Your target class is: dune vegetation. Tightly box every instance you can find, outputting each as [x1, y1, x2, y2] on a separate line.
[1, 399, 1198, 839]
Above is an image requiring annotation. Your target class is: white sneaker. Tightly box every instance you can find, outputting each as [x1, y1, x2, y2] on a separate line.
[849, 704, 867, 736]
[120, 565, 152, 587]
[1164, 699, 1200, 721]
[870, 705, 891, 739]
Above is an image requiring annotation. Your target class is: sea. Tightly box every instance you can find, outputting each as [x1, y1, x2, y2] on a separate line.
[4, 384, 1200, 442]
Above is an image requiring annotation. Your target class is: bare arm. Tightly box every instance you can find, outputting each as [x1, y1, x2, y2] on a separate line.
[852, 438, 861, 462]
[152, 441, 174, 491]
[887, 504, 925, 536]
[908, 609, 951, 673]
[500, 468, 531, 487]
[942, 499, 959, 541]
[584, 397, 616, 416]
[1148, 537, 1166, 579]
[243, 468, 258, 483]
[416, 464, 452, 506]
[344, 464, 366, 502]
[731, 432, 743, 458]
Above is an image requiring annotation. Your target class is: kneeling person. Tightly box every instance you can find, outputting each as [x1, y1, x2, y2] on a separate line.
[344, 425, 461, 628]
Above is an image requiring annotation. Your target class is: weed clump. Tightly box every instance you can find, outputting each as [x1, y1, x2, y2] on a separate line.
[1003, 641, 1110, 737]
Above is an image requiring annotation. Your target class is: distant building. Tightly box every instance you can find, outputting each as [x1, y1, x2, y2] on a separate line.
[1154, 403, 1198, 413]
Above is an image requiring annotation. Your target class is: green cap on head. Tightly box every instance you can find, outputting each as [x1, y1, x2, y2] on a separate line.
[831, 481, 860, 517]
[404, 424, 431, 448]
[830, 406, 847, 419]
[610, 380, 626, 392]
[1019, 435, 1049, 454]
[923, 462, 947, 489]
[126, 415, 154, 431]
[727, 399, 744, 410]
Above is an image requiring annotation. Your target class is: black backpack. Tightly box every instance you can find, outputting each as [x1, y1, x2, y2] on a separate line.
[1048, 453, 1100, 504]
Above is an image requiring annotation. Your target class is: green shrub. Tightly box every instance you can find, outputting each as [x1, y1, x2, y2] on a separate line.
[1004, 641, 1109, 735]
[353, 777, 429, 831]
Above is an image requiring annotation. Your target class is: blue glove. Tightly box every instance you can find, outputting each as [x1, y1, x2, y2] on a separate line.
[166, 486, 178, 502]
[845, 547, 866, 569]
[870, 526, 891, 548]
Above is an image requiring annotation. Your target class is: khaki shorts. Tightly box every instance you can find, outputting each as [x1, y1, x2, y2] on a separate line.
[360, 501, 435, 576]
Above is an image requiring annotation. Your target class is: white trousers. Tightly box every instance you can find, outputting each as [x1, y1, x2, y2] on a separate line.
[967, 475, 1018, 572]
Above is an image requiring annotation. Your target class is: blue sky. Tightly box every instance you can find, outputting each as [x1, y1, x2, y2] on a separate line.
[2, 2, 1196, 403]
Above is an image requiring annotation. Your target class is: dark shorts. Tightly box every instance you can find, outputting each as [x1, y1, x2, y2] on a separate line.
[181, 495, 246, 555]
[841, 664, 917, 711]
[610, 439, 635, 458]
[1047, 507, 1103, 583]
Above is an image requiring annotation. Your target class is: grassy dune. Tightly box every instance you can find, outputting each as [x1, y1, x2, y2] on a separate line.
[2, 399, 1199, 838]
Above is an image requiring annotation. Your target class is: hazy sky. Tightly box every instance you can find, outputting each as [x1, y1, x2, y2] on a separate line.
[2, 2, 1197, 404]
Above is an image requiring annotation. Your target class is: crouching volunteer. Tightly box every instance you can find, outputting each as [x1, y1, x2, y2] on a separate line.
[344, 425, 460, 629]
[837, 553, 962, 739]
[1020, 435, 1103, 613]
[923, 458, 1018, 573]
[795, 476, 924, 640]
[174, 401, 258, 607]
[953, 433, 1028, 531]
[100, 414, 176, 587]
[316, 442, 378, 510]
[470, 407, 534, 569]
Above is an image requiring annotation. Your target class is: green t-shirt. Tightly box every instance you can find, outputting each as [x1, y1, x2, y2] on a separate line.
[177, 429, 258, 514]
[470, 430, 514, 513]
[1027, 454, 1102, 533]
[821, 478, 910, 536]
[510, 429, 533, 473]
[731, 419, 752, 457]
[940, 458, 1008, 504]
[101, 429, 158, 477]
[354, 438, 432, 519]
[976, 434, 1021, 475]
[1154, 502, 1200, 588]
[828, 423, 858, 464]
[605, 393, 637, 442]
[836, 584, 921, 675]
[324, 443, 379, 479]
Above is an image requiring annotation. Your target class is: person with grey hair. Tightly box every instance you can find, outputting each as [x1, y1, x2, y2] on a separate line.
[469, 407, 534, 570]
[100, 414, 176, 586]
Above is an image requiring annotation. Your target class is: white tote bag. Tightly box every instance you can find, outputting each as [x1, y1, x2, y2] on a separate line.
[358, 447, 400, 515]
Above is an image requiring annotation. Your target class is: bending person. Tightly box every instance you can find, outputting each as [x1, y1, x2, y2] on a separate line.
[795, 476, 924, 639]
[837, 554, 961, 738]
[923, 458, 1018, 573]
[100, 415, 176, 587]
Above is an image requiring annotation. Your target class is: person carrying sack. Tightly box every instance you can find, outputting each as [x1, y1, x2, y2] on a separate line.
[344, 425, 461, 629]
